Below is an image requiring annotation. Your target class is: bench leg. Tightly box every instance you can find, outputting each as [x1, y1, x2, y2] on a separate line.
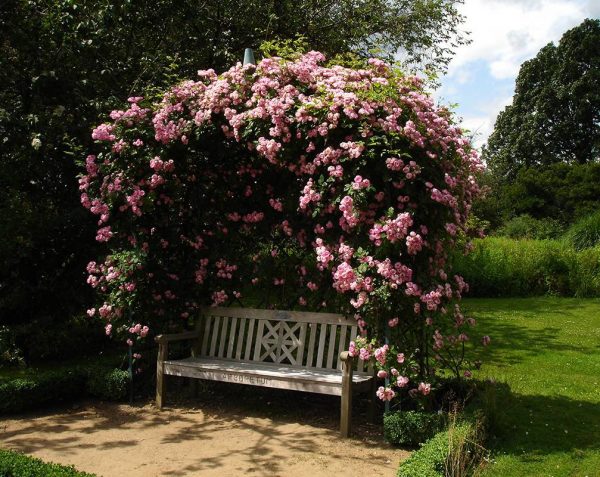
[340, 357, 353, 438]
[367, 376, 379, 423]
[156, 343, 168, 410]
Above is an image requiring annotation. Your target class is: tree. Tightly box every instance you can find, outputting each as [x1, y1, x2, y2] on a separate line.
[484, 18, 600, 182]
[0, 0, 467, 340]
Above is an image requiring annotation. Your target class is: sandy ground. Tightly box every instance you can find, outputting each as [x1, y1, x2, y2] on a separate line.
[0, 388, 409, 477]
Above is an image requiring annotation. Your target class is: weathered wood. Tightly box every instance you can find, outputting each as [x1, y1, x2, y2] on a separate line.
[296, 322, 308, 366]
[204, 307, 354, 325]
[156, 341, 169, 409]
[200, 316, 212, 355]
[253, 319, 265, 361]
[235, 318, 246, 359]
[243, 318, 256, 360]
[209, 316, 221, 356]
[326, 324, 337, 369]
[339, 351, 353, 437]
[155, 330, 201, 343]
[218, 316, 229, 357]
[315, 323, 327, 368]
[367, 368, 379, 423]
[306, 323, 317, 367]
[156, 307, 376, 438]
[227, 317, 238, 359]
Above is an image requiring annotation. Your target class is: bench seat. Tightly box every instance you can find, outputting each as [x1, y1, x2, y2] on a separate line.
[163, 357, 374, 395]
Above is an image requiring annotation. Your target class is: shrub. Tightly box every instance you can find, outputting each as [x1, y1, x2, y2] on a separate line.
[86, 367, 129, 401]
[384, 411, 445, 446]
[0, 449, 95, 477]
[0, 368, 87, 414]
[84, 53, 487, 397]
[0, 363, 129, 414]
[453, 237, 600, 297]
[565, 210, 600, 250]
[397, 419, 485, 477]
[496, 215, 563, 240]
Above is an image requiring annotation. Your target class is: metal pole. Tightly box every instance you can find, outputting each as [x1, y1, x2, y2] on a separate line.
[243, 48, 256, 65]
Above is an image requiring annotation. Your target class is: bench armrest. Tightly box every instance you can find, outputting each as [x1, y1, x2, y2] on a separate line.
[339, 351, 354, 362]
[155, 330, 201, 344]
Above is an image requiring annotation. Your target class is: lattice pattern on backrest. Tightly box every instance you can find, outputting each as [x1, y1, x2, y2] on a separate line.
[198, 307, 371, 374]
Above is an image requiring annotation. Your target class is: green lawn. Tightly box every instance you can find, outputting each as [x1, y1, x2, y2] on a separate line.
[462, 298, 600, 477]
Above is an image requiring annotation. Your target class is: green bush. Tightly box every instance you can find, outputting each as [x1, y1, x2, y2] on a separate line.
[397, 420, 485, 477]
[86, 367, 129, 401]
[0, 449, 95, 477]
[496, 215, 564, 240]
[384, 411, 445, 446]
[566, 210, 600, 250]
[453, 237, 600, 297]
[0, 368, 87, 413]
[0, 363, 129, 414]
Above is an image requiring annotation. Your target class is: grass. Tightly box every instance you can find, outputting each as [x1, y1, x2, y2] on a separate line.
[462, 297, 600, 477]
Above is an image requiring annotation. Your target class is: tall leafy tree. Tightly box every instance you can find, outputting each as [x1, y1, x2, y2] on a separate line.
[484, 18, 600, 182]
[0, 0, 467, 338]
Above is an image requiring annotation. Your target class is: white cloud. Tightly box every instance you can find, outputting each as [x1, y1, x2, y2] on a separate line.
[449, 0, 590, 80]
[440, 0, 596, 147]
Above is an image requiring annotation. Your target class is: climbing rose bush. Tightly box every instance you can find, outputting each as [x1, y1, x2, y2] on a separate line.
[82, 52, 487, 400]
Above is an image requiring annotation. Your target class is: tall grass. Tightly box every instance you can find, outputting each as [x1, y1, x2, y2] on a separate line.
[453, 237, 600, 297]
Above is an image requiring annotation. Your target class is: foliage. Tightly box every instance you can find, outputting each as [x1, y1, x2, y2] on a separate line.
[397, 419, 484, 477]
[83, 53, 485, 400]
[565, 210, 600, 251]
[2, 315, 111, 366]
[384, 410, 445, 446]
[484, 18, 600, 182]
[462, 298, 600, 476]
[452, 237, 600, 297]
[0, 368, 87, 414]
[0, 363, 127, 414]
[0, 449, 96, 477]
[495, 215, 563, 240]
[86, 368, 129, 401]
[0, 0, 468, 339]
[486, 162, 600, 225]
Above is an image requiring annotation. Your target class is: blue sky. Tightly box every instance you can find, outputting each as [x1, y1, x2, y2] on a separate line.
[435, 0, 600, 147]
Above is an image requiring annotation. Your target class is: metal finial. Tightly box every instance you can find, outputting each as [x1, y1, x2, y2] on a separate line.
[243, 48, 256, 66]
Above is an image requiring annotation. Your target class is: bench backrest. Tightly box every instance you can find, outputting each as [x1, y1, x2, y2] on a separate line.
[197, 307, 370, 374]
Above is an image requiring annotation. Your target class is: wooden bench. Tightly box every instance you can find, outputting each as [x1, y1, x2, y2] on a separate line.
[155, 307, 376, 437]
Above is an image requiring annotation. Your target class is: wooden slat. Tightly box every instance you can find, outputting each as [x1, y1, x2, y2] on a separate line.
[235, 319, 246, 360]
[203, 307, 353, 325]
[326, 324, 337, 369]
[337, 325, 348, 370]
[209, 316, 221, 356]
[253, 320, 266, 361]
[315, 323, 327, 368]
[296, 322, 308, 366]
[200, 316, 212, 356]
[227, 317, 238, 359]
[218, 316, 229, 357]
[306, 323, 317, 367]
[243, 319, 256, 360]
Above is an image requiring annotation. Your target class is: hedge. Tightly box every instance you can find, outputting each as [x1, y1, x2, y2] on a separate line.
[452, 237, 600, 297]
[0, 364, 129, 414]
[0, 449, 95, 477]
[397, 420, 484, 477]
[384, 411, 445, 447]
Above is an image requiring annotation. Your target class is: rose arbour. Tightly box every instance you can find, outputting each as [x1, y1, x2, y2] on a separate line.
[82, 52, 488, 403]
